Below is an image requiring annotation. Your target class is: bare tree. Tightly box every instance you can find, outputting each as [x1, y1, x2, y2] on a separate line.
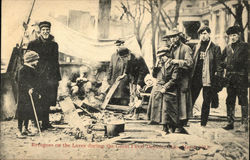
[218, 0, 249, 41]
[119, 0, 183, 65]
[120, 0, 151, 49]
[174, 0, 183, 28]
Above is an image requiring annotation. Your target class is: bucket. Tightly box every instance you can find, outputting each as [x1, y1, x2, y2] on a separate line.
[104, 120, 125, 137]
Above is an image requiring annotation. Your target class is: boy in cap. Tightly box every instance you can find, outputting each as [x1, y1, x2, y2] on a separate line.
[222, 25, 248, 132]
[16, 50, 41, 138]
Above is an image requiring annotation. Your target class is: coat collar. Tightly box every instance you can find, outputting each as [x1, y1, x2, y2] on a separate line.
[39, 34, 54, 43]
[194, 40, 213, 59]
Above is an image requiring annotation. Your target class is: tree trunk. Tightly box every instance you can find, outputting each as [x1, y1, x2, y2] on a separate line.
[174, 0, 183, 28]
[150, 0, 156, 66]
[98, 0, 111, 39]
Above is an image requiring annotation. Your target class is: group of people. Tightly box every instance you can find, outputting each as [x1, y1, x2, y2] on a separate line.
[16, 20, 248, 138]
[147, 25, 248, 134]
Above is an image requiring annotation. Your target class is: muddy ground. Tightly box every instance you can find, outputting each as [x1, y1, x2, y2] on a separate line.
[0, 114, 249, 160]
[0, 89, 249, 160]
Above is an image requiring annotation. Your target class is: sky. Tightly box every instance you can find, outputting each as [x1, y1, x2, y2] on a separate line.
[1, 0, 100, 64]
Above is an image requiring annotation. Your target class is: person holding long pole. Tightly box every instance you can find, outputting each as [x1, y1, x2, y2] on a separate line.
[16, 51, 41, 138]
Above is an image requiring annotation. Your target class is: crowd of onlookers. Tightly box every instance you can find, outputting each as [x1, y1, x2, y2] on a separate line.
[15, 20, 248, 138]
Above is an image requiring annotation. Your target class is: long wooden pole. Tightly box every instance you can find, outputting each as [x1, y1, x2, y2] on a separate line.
[20, 0, 36, 48]
[29, 92, 42, 137]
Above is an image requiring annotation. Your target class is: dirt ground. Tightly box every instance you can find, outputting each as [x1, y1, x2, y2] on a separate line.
[0, 89, 249, 160]
[0, 114, 248, 160]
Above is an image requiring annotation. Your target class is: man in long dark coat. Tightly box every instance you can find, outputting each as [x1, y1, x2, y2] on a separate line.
[191, 25, 223, 126]
[27, 21, 61, 130]
[222, 25, 248, 132]
[17, 51, 41, 137]
[107, 40, 149, 105]
[167, 29, 193, 132]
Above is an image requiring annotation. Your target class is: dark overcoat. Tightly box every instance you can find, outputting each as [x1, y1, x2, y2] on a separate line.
[107, 52, 149, 99]
[147, 61, 179, 124]
[17, 65, 42, 120]
[222, 41, 248, 89]
[192, 41, 223, 85]
[107, 52, 130, 99]
[27, 35, 61, 106]
[171, 42, 193, 120]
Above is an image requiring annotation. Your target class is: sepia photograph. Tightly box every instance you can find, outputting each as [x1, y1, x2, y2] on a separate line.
[1, 0, 249, 159]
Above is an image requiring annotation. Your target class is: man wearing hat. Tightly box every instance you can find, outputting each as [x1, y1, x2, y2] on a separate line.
[107, 40, 149, 105]
[16, 51, 41, 138]
[27, 21, 61, 130]
[191, 25, 223, 127]
[222, 25, 248, 132]
[164, 28, 193, 132]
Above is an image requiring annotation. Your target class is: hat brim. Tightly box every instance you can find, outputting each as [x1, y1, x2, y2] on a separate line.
[156, 52, 167, 57]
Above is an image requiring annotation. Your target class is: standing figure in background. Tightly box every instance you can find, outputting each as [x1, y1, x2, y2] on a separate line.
[27, 21, 61, 130]
[191, 25, 223, 127]
[167, 29, 193, 132]
[222, 25, 248, 132]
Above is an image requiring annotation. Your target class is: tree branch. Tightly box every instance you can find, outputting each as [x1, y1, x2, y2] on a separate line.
[160, 11, 170, 29]
[217, 0, 237, 19]
[242, 0, 249, 12]
[162, 9, 174, 28]
[243, 21, 248, 31]
[140, 21, 152, 42]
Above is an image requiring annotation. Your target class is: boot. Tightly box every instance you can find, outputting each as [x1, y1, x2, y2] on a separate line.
[223, 123, 234, 130]
[223, 104, 235, 130]
[163, 124, 170, 134]
[239, 105, 249, 132]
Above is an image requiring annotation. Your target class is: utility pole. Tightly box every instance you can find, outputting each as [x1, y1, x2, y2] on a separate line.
[98, 0, 111, 39]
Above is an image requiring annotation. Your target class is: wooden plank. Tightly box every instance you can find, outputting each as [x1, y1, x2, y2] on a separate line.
[99, 135, 130, 145]
[80, 99, 102, 112]
[101, 79, 121, 109]
[58, 97, 89, 129]
[52, 124, 71, 128]
[106, 104, 131, 112]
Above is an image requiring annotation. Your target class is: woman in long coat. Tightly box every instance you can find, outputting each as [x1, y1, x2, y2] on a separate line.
[147, 49, 179, 128]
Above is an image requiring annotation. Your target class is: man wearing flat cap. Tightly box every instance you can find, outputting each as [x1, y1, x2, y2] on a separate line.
[107, 40, 149, 105]
[27, 21, 61, 130]
[162, 28, 193, 133]
[221, 25, 248, 132]
[191, 25, 223, 127]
